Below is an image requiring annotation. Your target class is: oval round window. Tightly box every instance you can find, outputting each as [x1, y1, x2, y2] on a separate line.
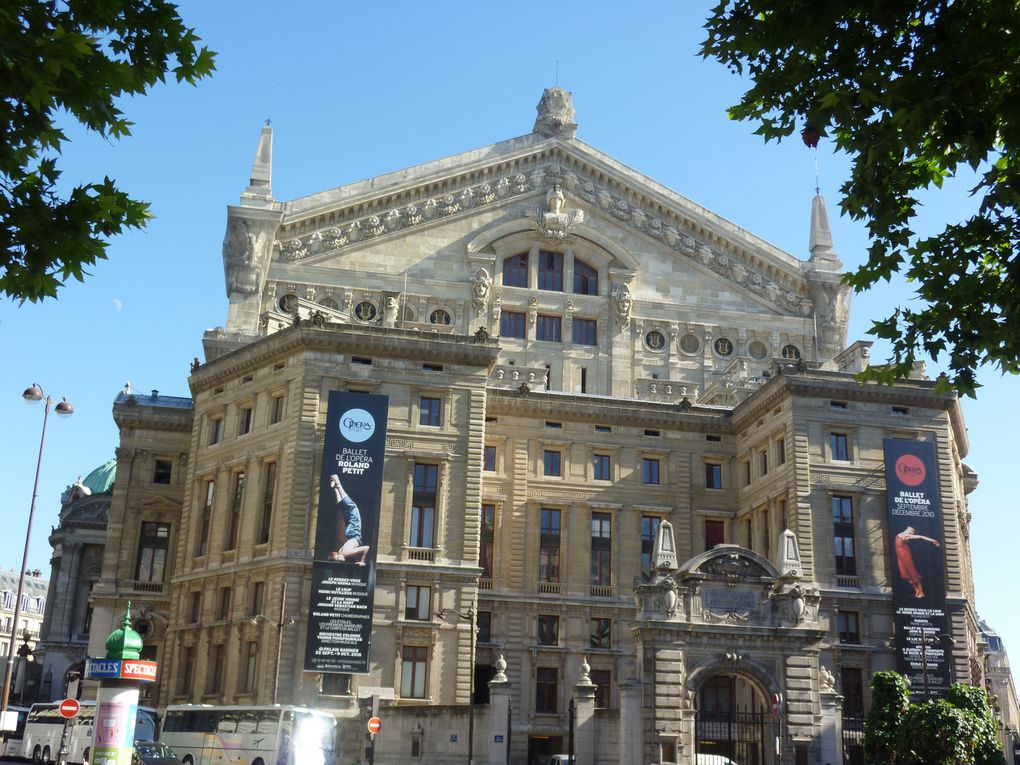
[714, 337, 734, 357]
[645, 330, 666, 351]
[278, 293, 298, 312]
[430, 309, 452, 325]
[748, 340, 769, 360]
[781, 344, 801, 359]
[679, 333, 702, 355]
[354, 301, 377, 322]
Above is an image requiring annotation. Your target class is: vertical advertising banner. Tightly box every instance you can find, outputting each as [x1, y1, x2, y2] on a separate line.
[305, 391, 389, 674]
[883, 439, 952, 699]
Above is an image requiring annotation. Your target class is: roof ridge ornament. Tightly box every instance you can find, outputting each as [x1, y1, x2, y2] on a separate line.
[533, 87, 577, 139]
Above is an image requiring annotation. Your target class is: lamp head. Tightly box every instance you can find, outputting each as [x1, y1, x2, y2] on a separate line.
[23, 384, 43, 403]
[54, 398, 73, 417]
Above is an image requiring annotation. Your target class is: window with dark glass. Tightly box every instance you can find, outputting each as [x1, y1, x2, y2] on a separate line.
[217, 587, 231, 620]
[135, 522, 170, 583]
[535, 667, 558, 713]
[258, 462, 276, 545]
[705, 463, 722, 489]
[237, 405, 253, 436]
[208, 416, 223, 446]
[593, 453, 611, 481]
[241, 641, 258, 693]
[590, 618, 611, 649]
[538, 250, 563, 291]
[401, 646, 428, 699]
[249, 581, 264, 618]
[641, 516, 661, 575]
[178, 645, 195, 695]
[477, 610, 492, 643]
[705, 519, 725, 550]
[591, 669, 611, 709]
[537, 615, 559, 645]
[225, 472, 244, 550]
[420, 396, 441, 427]
[480, 504, 495, 578]
[188, 592, 202, 624]
[573, 259, 598, 295]
[831, 432, 849, 461]
[207, 643, 226, 695]
[500, 311, 526, 339]
[841, 667, 866, 716]
[483, 445, 496, 472]
[503, 253, 529, 288]
[591, 513, 611, 586]
[572, 318, 597, 346]
[833, 495, 856, 575]
[543, 450, 562, 477]
[536, 314, 562, 342]
[838, 611, 860, 643]
[410, 463, 438, 548]
[270, 393, 285, 425]
[539, 508, 560, 582]
[777, 437, 786, 465]
[760, 449, 769, 476]
[643, 457, 660, 485]
[153, 459, 172, 485]
[405, 585, 431, 621]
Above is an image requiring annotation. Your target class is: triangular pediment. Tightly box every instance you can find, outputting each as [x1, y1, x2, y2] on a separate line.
[270, 138, 810, 315]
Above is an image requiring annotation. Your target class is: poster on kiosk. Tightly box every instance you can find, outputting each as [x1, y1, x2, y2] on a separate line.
[883, 438, 952, 699]
[305, 391, 389, 674]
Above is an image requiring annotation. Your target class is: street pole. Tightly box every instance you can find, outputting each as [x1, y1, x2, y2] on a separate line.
[440, 607, 476, 765]
[274, 581, 286, 704]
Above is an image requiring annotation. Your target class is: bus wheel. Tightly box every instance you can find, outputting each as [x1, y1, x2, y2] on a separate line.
[42, 746, 51, 764]
[183, 757, 194, 765]
[32, 745, 41, 764]
[83, 746, 90, 764]
[253, 759, 266, 765]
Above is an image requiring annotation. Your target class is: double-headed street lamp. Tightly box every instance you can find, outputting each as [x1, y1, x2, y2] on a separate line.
[439, 607, 476, 765]
[1, 385, 73, 723]
[250, 580, 296, 704]
[920, 631, 956, 700]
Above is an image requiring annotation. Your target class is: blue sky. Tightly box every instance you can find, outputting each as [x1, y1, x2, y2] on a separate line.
[2, 1, 1017, 679]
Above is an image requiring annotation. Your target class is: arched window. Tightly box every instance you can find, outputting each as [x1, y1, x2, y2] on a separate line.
[537, 251, 563, 291]
[574, 259, 598, 295]
[503, 253, 529, 288]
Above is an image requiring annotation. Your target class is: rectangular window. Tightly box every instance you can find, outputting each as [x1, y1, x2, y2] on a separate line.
[642, 457, 660, 485]
[777, 437, 786, 465]
[590, 618, 611, 649]
[178, 645, 195, 696]
[196, 480, 212, 556]
[208, 416, 223, 446]
[477, 611, 492, 643]
[401, 646, 428, 699]
[572, 318, 598, 346]
[573, 260, 598, 295]
[535, 667, 558, 714]
[705, 463, 722, 489]
[543, 450, 562, 477]
[217, 587, 231, 620]
[838, 611, 861, 643]
[237, 405, 253, 436]
[842, 667, 866, 716]
[503, 253, 528, 288]
[590, 512, 612, 586]
[188, 591, 202, 624]
[225, 471, 245, 550]
[153, 459, 172, 485]
[763, 507, 771, 559]
[500, 311, 526, 339]
[135, 522, 170, 583]
[241, 641, 258, 693]
[539, 508, 561, 582]
[833, 495, 856, 576]
[831, 432, 849, 461]
[410, 463, 438, 548]
[270, 393, 285, 425]
[537, 615, 559, 645]
[641, 516, 661, 575]
[207, 643, 226, 695]
[249, 581, 264, 618]
[420, 396, 441, 427]
[760, 449, 769, 476]
[538, 250, 563, 291]
[536, 314, 562, 342]
[480, 504, 495, 578]
[483, 445, 496, 472]
[258, 462, 276, 545]
[591, 669, 611, 709]
[593, 454, 611, 481]
[705, 519, 725, 550]
[743, 460, 752, 486]
[405, 585, 431, 621]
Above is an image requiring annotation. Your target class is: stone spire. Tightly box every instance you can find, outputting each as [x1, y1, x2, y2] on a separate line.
[533, 87, 577, 139]
[805, 191, 851, 363]
[808, 192, 838, 264]
[652, 519, 678, 573]
[242, 121, 273, 203]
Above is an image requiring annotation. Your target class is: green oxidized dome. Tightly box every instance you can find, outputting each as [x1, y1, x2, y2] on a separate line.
[82, 458, 117, 495]
[105, 602, 143, 660]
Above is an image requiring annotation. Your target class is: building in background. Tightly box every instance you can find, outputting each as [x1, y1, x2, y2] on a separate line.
[83, 89, 1002, 765]
[0, 568, 47, 706]
[981, 619, 1020, 764]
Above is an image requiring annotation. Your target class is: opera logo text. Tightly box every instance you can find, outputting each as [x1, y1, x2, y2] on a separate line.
[339, 408, 375, 443]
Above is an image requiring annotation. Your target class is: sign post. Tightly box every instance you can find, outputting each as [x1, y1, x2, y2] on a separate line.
[55, 699, 79, 765]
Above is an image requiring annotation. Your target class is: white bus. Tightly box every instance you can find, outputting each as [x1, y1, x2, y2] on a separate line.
[20, 701, 158, 764]
[159, 705, 338, 765]
[1, 705, 30, 758]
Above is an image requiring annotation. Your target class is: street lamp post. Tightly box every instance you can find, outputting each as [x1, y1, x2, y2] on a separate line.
[1, 385, 73, 724]
[920, 631, 956, 700]
[250, 581, 296, 704]
[439, 607, 476, 765]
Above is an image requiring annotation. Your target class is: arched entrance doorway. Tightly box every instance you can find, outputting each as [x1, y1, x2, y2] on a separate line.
[694, 672, 776, 765]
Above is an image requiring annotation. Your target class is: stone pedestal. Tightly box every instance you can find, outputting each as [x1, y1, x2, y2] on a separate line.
[488, 656, 511, 765]
[619, 677, 642, 765]
[573, 674, 597, 764]
[818, 689, 844, 765]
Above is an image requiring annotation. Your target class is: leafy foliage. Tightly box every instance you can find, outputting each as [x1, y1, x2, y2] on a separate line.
[0, 1, 215, 301]
[862, 671, 1005, 765]
[702, 1, 1020, 396]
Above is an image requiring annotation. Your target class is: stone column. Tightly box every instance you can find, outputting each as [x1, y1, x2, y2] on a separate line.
[574, 657, 597, 764]
[488, 655, 511, 765]
[619, 675, 642, 765]
[818, 667, 844, 765]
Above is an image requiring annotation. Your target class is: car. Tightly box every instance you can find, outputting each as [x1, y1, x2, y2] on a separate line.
[132, 740, 183, 765]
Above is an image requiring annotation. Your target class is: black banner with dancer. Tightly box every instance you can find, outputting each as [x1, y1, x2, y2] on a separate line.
[883, 438, 952, 699]
[305, 391, 389, 674]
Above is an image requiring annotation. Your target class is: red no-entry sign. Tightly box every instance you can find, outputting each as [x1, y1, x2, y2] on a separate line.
[367, 716, 382, 735]
[58, 699, 80, 719]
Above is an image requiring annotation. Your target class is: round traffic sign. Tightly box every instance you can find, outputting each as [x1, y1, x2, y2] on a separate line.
[367, 716, 382, 735]
[59, 698, 80, 719]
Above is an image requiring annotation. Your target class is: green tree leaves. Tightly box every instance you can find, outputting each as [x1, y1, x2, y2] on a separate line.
[702, 0, 1020, 396]
[0, 1, 215, 302]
